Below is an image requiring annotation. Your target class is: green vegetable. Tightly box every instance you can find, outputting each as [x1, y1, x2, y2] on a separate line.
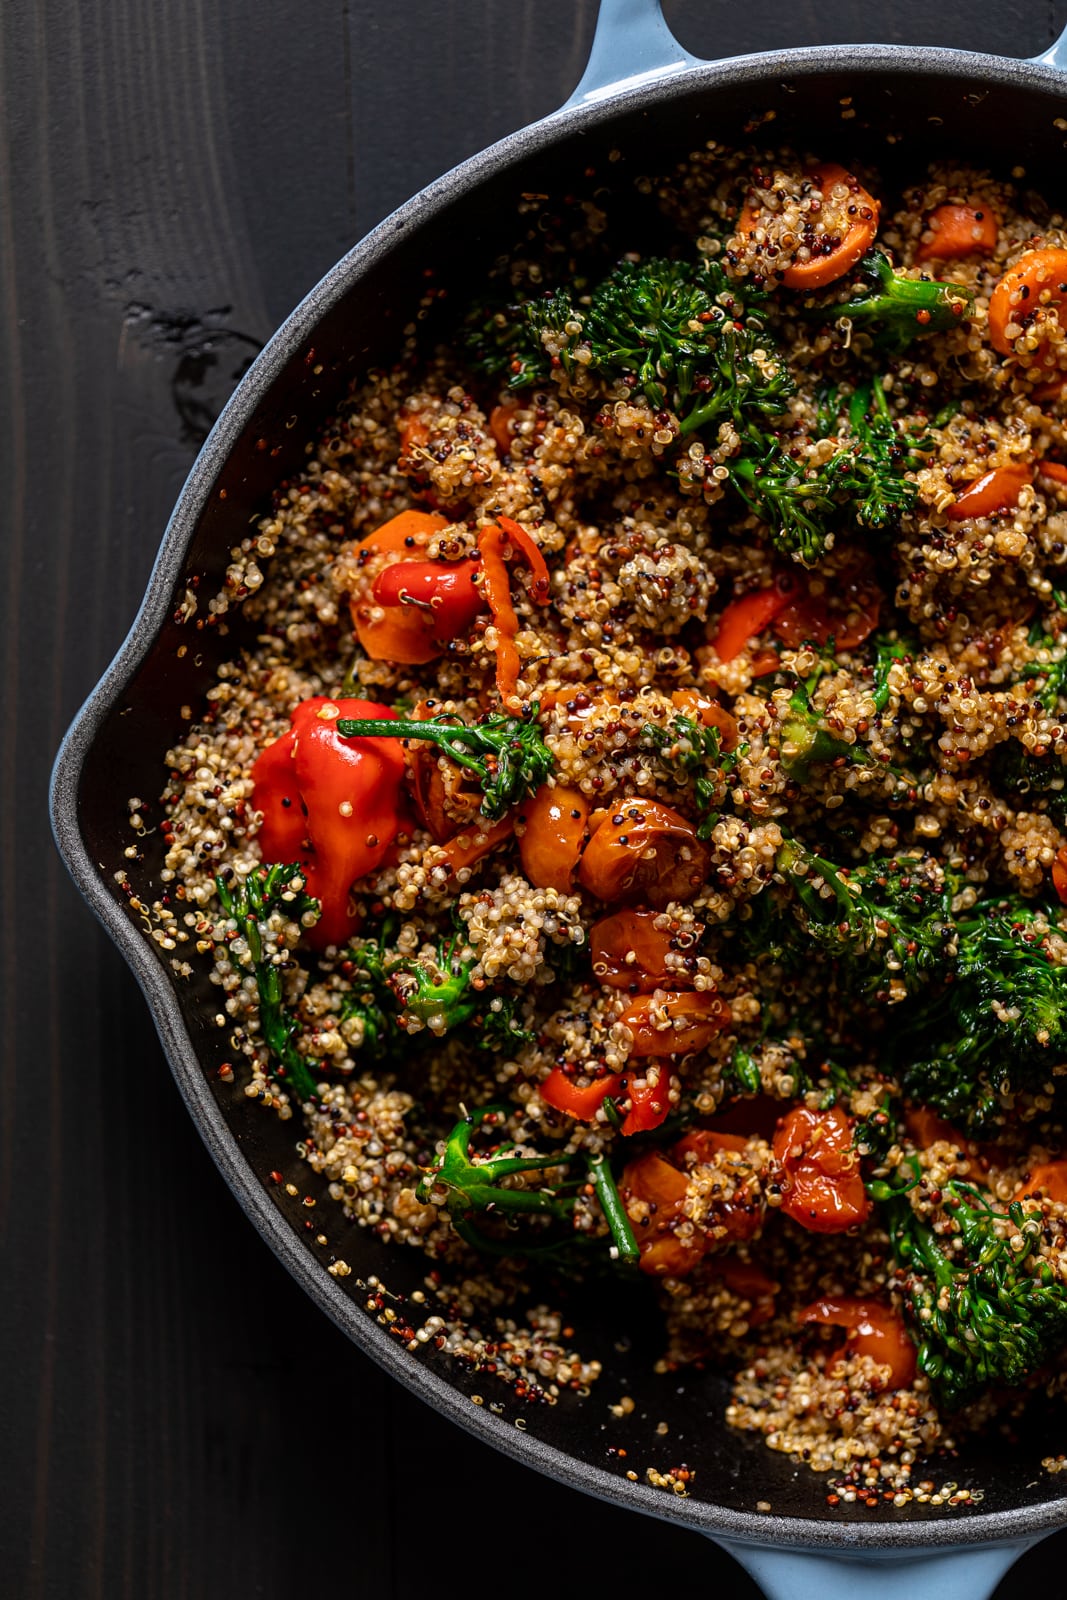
[1015, 650, 1067, 711]
[342, 927, 532, 1048]
[337, 709, 554, 821]
[642, 713, 727, 838]
[465, 256, 795, 436]
[778, 670, 874, 779]
[416, 1105, 639, 1264]
[215, 864, 322, 1103]
[871, 634, 916, 714]
[811, 249, 975, 350]
[872, 1162, 1067, 1408]
[776, 840, 957, 1001]
[899, 904, 1067, 1134]
[730, 379, 921, 564]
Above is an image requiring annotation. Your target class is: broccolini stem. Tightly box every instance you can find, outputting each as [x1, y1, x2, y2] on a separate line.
[813, 250, 974, 348]
[215, 865, 321, 1103]
[337, 709, 554, 820]
[417, 1106, 639, 1264]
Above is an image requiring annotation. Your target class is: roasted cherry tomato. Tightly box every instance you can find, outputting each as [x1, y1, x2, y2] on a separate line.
[252, 696, 407, 949]
[669, 688, 740, 751]
[988, 246, 1067, 357]
[619, 991, 731, 1057]
[737, 163, 880, 290]
[517, 783, 590, 893]
[946, 464, 1032, 521]
[620, 1150, 700, 1276]
[345, 510, 455, 664]
[710, 575, 801, 662]
[578, 799, 711, 908]
[673, 1129, 764, 1242]
[772, 563, 882, 650]
[798, 1295, 917, 1389]
[772, 1104, 871, 1234]
[715, 1260, 779, 1326]
[618, 1067, 674, 1137]
[590, 908, 694, 994]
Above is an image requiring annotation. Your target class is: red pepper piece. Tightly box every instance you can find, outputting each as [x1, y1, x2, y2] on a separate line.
[252, 696, 408, 949]
[540, 1068, 617, 1121]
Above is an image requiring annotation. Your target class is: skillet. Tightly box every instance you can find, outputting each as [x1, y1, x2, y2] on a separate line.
[49, 2, 1067, 1593]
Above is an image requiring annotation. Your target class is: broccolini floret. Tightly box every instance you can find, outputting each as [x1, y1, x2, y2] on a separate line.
[730, 379, 922, 564]
[776, 841, 958, 1001]
[464, 256, 795, 435]
[872, 1162, 1067, 1409]
[641, 713, 734, 838]
[341, 928, 532, 1049]
[899, 904, 1067, 1134]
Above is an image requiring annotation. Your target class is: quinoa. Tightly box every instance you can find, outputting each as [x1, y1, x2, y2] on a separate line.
[140, 140, 1067, 1502]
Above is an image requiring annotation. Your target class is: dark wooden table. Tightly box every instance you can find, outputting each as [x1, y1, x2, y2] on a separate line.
[9, 2, 1067, 1593]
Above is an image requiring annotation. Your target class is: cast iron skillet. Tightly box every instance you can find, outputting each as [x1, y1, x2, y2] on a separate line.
[50, 2, 1067, 1593]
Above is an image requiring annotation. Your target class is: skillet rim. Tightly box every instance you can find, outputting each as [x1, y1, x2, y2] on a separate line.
[50, 40, 1067, 1550]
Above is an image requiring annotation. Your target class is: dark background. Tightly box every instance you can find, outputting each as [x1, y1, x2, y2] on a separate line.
[7, 2, 1067, 1594]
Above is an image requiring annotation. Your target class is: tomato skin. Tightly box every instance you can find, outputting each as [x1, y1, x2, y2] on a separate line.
[517, 783, 590, 893]
[590, 909, 692, 994]
[372, 557, 485, 641]
[772, 1105, 872, 1234]
[619, 1069, 674, 1136]
[578, 799, 712, 909]
[252, 697, 407, 949]
[1014, 1160, 1067, 1205]
[798, 1295, 917, 1389]
[946, 464, 1032, 521]
[540, 1068, 616, 1121]
[618, 991, 731, 1058]
[669, 689, 739, 752]
[1038, 460, 1067, 489]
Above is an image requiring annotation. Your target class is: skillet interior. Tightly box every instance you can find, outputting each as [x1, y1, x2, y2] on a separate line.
[57, 50, 1067, 1544]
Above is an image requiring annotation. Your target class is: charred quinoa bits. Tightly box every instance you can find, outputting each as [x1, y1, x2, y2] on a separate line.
[146, 144, 1067, 1499]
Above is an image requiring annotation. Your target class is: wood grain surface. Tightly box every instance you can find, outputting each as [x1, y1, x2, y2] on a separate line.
[7, 1, 1067, 1594]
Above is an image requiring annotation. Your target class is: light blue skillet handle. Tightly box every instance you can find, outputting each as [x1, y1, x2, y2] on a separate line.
[1032, 23, 1067, 69]
[562, 0, 700, 107]
[712, 1532, 1050, 1600]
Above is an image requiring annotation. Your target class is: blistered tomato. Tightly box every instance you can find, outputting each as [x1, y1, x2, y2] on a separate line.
[772, 1104, 871, 1234]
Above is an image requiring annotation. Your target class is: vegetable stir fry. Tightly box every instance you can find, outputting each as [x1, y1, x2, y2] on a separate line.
[151, 145, 1067, 1497]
